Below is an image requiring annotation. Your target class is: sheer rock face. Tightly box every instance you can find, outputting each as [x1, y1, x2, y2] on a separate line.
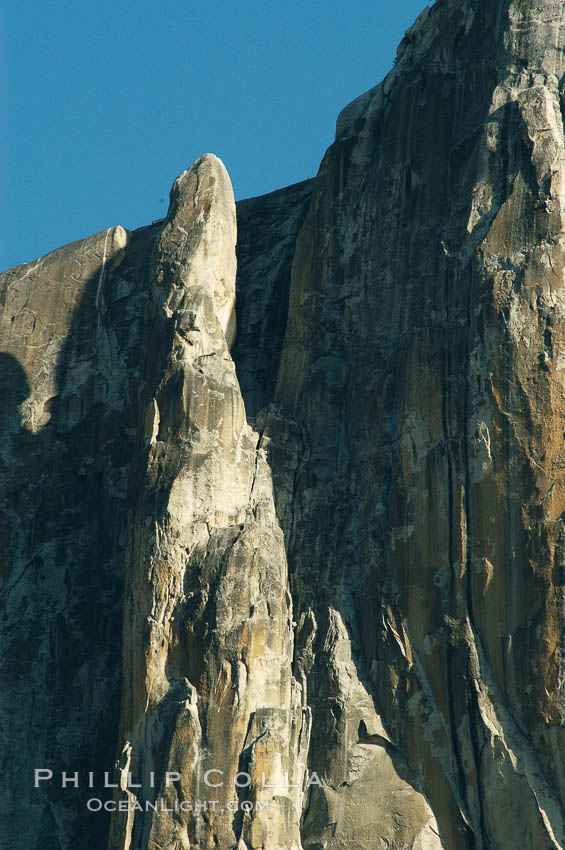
[2, 2, 565, 850]
[0, 216, 157, 848]
[269, 2, 565, 848]
[232, 179, 314, 418]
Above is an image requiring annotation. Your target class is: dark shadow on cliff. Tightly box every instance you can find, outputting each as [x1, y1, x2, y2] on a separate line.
[0, 221, 162, 850]
[0, 353, 33, 582]
[232, 179, 314, 417]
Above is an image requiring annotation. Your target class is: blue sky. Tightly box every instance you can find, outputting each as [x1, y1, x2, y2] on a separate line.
[1, 1, 427, 271]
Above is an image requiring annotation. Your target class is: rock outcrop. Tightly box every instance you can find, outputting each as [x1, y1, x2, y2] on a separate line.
[0, 217, 149, 848]
[2, 1, 565, 849]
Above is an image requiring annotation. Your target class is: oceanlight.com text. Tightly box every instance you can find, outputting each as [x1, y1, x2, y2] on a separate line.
[86, 798, 271, 814]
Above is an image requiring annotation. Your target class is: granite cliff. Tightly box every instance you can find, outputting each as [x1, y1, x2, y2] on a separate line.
[2, 1, 565, 848]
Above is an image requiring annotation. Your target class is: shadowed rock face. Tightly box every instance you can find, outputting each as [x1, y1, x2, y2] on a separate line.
[232, 179, 314, 418]
[0, 217, 157, 848]
[2, 1, 565, 849]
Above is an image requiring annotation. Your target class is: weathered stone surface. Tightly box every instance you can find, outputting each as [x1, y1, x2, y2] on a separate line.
[0, 153, 313, 850]
[2, 1, 565, 849]
[267, 1, 565, 847]
[109, 153, 308, 850]
[0, 217, 159, 848]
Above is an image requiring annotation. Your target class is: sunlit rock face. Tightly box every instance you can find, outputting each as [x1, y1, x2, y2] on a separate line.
[2, 2, 565, 849]
[271, 2, 565, 847]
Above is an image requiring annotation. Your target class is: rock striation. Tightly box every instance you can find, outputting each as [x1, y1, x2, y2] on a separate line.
[2, 1, 565, 848]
